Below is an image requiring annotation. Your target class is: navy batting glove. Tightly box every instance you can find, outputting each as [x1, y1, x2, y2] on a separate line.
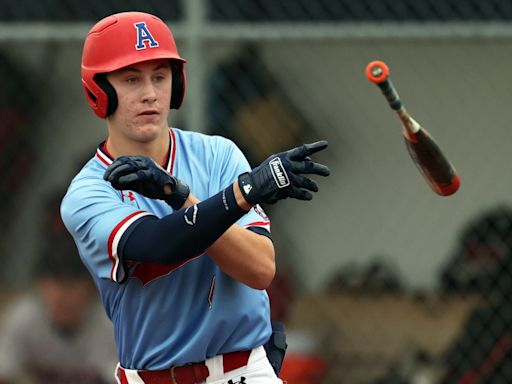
[238, 140, 330, 205]
[103, 156, 190, 210]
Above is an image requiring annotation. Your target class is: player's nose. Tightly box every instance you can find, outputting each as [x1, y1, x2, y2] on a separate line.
[140, 78, 157, 103]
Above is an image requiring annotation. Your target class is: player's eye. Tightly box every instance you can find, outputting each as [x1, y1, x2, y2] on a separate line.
[126, 77, 138, 84]
[153, 74, 166, 82]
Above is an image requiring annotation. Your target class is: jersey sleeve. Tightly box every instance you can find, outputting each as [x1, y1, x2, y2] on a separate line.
[61, 177, 155, 283]
[216, 138, 271, 235]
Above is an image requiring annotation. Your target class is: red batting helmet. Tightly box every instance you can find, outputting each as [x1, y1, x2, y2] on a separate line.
[81, 12, 186, 118]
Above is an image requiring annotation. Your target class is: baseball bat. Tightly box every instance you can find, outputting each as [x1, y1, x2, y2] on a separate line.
[365, 60, 460, 196]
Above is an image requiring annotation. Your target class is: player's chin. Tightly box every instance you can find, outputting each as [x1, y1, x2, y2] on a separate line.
[131, 123, 165, 142]
[136, 116, 166, 131]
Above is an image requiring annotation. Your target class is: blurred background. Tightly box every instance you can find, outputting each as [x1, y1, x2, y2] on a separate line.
[2, 0, 512, 383]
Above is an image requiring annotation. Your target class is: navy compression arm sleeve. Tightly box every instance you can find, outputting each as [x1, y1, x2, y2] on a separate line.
[118, 186, 249, 265]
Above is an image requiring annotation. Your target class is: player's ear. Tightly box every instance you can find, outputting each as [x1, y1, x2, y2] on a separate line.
[94, 74, 118, 117]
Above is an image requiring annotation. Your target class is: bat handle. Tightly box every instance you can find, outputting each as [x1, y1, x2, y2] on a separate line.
[365, 60, 402, 110]
[397, 108, 421, 140]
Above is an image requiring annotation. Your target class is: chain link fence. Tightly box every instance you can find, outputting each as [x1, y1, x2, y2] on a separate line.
[2, 1, 512, 383]
[209, 0, 512, 21]
[3, 0, 512, 21]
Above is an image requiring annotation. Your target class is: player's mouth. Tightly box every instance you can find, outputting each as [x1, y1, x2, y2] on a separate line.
[138, 109, 159, 116]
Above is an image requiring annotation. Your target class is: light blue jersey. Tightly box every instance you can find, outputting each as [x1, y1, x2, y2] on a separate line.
[61, 128, 272, 370]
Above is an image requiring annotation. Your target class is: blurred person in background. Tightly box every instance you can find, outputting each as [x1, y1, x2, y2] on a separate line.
[438, 205, 512, 384]
[374, 205, 512, 383]
[0, 230, 117, 384]
[0, 51, 38, 277]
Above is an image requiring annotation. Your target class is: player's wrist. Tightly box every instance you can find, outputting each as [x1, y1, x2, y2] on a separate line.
[163, 184, 173, 194]
[237, 172, 259, 206]
[163, 177, 191, 210]
[183, 193, 200, 208]
[233, 179, 253, 211]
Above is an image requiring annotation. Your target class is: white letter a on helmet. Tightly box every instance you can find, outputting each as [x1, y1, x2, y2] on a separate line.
[134, 22, 159, 50]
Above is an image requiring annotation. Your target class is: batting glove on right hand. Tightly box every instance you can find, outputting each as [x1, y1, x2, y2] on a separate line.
[103, 156, 190, 210]
[238, 140, 330, 205]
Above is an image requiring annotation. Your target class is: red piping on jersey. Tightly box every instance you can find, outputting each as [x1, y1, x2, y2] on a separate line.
[130, 252, 205, 286]
[167, 128, 176, 174]
[97, 141, 113, 165]
[246, 221, 271, 227]
[107, 210, 147, 281]
[117, 367, 128, 384]
[96, 150, 111, 166]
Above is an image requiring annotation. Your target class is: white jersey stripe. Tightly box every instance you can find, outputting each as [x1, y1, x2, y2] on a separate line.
[96, 148, 112, 166]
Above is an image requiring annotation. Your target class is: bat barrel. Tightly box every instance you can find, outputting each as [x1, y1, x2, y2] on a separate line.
[404, 129, 460, 196]
[437, 174, 460, 196]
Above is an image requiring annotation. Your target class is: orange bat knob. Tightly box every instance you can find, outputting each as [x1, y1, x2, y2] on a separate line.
[366, 60, 389, 84]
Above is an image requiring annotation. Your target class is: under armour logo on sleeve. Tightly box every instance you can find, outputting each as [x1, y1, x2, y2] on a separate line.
[134, 22, 159, 50]
[184, 205, 198, 226]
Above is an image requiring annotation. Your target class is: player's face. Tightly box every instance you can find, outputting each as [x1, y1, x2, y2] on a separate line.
[106, 59, 172, 143]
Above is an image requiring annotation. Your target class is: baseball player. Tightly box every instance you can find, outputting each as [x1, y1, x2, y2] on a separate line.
[61, 11, 330, 384]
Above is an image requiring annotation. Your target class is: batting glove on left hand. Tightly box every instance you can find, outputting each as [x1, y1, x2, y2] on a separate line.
[238, 140, 330, 205]
[103, 156, 190, 210]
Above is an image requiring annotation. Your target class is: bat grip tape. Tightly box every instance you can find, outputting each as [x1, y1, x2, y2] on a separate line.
[377, 80, 402, 110]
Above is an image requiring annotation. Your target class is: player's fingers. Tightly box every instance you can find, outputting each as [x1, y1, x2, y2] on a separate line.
[122, 169, 155, 185]
[104, 160, 127, 180]
[292, 175, 318, 192]
[136, 169, 157, 183]
[288, 187, 313, 201]
[103, 167, 113, 181]
[104, 164, 128, 181]
[290, 160, 330, 177]
[121, 157, 167, 179]
[310, 161, 330, 176]
[304, 140, 329, 155]
[289, 140, 329, 160]
[115, 172, 140, 187]
[112, 155, 133, 165]
[104, 163, 138, 182]
[111, 156, 141, 170]
[133, 156, 156, 170]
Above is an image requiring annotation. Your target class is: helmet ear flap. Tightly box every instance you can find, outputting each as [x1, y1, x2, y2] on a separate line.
[94, 75, 118, 117]
[91, 66, 183, 116]
[170, 61, 186, 109]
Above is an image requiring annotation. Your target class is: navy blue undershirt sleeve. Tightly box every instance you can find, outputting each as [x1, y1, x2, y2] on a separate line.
[118, 186, 258, 265]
